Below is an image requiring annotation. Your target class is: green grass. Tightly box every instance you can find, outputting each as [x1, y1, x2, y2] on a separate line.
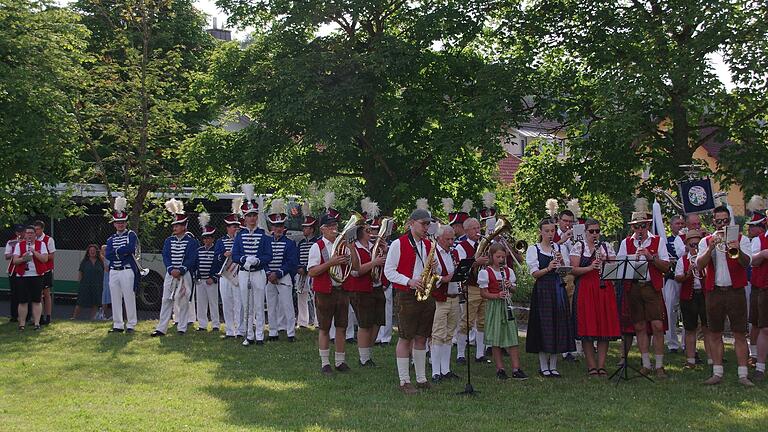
[1, 320, 767, 432]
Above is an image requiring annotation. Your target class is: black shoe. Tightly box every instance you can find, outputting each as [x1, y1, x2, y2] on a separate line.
[125, 328, 135, 334]
[563, 353, 577, 363]
[177, 331, 185, 336]
[151, 330, 165, 337]
[243, 338, 255, 346]
[108, 328, 124, 333]
[336, 362, 351, 372]
[42, 316, 51, 325]
[33, 324, 41, 331]
[442, 371, 460, 380]
[235, 335, 243, 339]
[221, 335, 235, 339]
[321, 365, 334, 376]
[512, 369, 529, 380]
[197, 328, 207, 332]
[432, 374, 443, 383]
[255, 339, 264, 345]
[485, 347, 493, 357]
[288, 336, 296, 342]
[474, 356, 488, 363]
[550, 369, 562, 378]
[211, 328, 219, 332]
[268, 335, 279, 342]
[346, 338, 357, 344]
[359, 359, 376, 367]
[669, 348, 679, 354]
[496, 369, 509, 380]
[457, 357, 466, 365]
[380, 341, 390, 347]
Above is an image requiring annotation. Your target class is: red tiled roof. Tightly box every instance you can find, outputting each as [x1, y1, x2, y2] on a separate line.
[499, 154, 523, 184]
[699, 127, 733, 161]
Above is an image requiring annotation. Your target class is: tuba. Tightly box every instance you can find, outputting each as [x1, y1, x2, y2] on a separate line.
[475, 216, 513, 259]
[371, 217, 394, 284]
[416, 235, 440, 301]
[329, 212, 366, 284]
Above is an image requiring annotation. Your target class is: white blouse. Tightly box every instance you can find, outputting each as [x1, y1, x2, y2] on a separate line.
[525, 243, 560, 274]
[570, 241, 616, 259]
[478, 267, 516, 289]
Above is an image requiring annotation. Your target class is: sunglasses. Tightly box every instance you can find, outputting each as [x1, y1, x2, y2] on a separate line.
[713, 218, 729, 224]
[632, 223, 647, 229]
[588, 229, 600, 234]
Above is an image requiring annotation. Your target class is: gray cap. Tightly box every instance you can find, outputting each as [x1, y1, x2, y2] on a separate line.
[319, 214, 338, 227]
[409, 209, 432, 222]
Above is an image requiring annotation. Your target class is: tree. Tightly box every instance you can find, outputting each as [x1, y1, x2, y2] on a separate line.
[508, 0, 768, 201]
[70, 0, 216, 231]
[183, 0, 535, 213]
[0, 0, 88, 224]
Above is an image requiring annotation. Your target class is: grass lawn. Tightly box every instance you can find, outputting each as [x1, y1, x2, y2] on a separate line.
[1, 320, 766, 432]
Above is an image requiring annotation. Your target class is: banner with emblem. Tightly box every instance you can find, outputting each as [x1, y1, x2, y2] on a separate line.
[678, 178, 715, 214]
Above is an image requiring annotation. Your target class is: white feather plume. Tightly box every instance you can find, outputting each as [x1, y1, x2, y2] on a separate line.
[360, 197, 372, 214]
[566, 198, 582, 218]
[545, 198, 559, 218]
[241, 184, 254, 202]
[442, 198, 454, 214]
[114, 196, 127, 212]
[747, 195, 766, 212]
[164, 198, 183, 215]
[461, 199, 474, 213]
[324, 191, 335, 210]
[198, 212, 211, 227]
[302, 201, 311, 217]
[482, 192, 496, 209]
[365, 201, 380, 219]
[634, 197, 650, 213]
[231, 197, 243, 215]
[270, 198, 287, 215]
[416, 198, 429, 210]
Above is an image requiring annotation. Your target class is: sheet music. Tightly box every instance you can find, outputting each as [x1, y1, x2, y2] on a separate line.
[572, 224, 586, 243]
[725, 225, 738, 243]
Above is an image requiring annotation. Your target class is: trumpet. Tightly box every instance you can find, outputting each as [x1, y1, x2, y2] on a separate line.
[714, 229, 740, 259]
[689, 247, 703, 281]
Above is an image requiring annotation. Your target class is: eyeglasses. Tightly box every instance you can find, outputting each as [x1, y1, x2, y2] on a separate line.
[632, 223, 647, 229]
[713, 218, 729, 224]
[364, 228, 372, 233]
[587, 229, 600, 234]
[417, 220, 431, 226]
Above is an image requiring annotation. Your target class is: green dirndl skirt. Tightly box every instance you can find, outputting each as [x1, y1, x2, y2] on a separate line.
[484, 298, 519, 348]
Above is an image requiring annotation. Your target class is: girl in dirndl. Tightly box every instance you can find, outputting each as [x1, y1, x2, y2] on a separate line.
[479, 243, 528, 381]
[525, 217, 575, 377]
[570, 218, 620, 377]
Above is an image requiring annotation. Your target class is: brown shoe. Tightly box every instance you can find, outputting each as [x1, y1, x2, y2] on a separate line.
[703, 375, 722, 385]
[335, 362, 350, 372]
[321, 365, 333, 376]
[683, 362, 696, 370]
[748, 357, 757, 368]
[738, 377, 755, 387]
[415, 380, 432, 390]
[638, 367, 652, 376]
[655, 367, 668, 379]
[399, 382, 418, 395]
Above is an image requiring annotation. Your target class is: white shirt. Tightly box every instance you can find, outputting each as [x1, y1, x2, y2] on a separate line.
[37, 234, 55, 253]
[697, 235, 751, 287]
[307, 237, 333, 270]
[675, 256, 702, 290]
[616, 233, 670, 283]
[569, 241, 616, 260]
[673, 235, 687, 259]
[13, 241, 49, 277]
[350, 240, 369, 278]
[5, 238, 18, 258]
[557, 228, 573, 257]
[435, 244, 459, 295]
[455, 238, 477, 261]
[478, 267, 516, 289]
[525, 243, 560, 274]
[751, 235, 766, 257]
[384, 235, 428, 288]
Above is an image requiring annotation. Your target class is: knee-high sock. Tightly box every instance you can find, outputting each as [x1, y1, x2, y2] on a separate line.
[413, 349, 428, 383]
[442, 344, 452, 373]
[457, 333, 468, 359]
[397, 357, 411, 384]
[475, 331, 485, 359]
[431, 344, 443, 376]
[549, 354, 558, 371]
[539, 353, 549, 371]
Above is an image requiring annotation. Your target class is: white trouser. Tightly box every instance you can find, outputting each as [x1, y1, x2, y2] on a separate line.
[663, 278, 682, 350]
[219, 276, 240, 336]
[109, 269, 137, 329]
[157, 272, 193, 333]
[376, 285, 393, 343]
[266, 274, 296, 337]
[296, 275, 311, 327]
[196, 278, 220, 329]
[238, 269, 266, 341]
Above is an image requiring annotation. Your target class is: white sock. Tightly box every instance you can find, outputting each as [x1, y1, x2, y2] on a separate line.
[475, 331, 485, 359]
[641, 353, 651, 369]
[687, 357, 696, 365]
[359, 347, 371, 364]
[431, 344, 442, 376]
[549, 354, 558, 371]
[749, 344, 757, 357]
[713, 365, 724, 377]
[319, 349, 330, 367]
[707, 358, 714, 366]
[655, 354, 664, 369]
[757, 362, 766, 373]
[576, 339, 583, 355]
[334, 351, 346, 367]
[456, 333, 467, 359]
[738, 366, 749, 379]
[539, 353, 549, 371]
[413, 349, 428, 383]
[397, 357, 411, 385]
[441, 344, 452, 373]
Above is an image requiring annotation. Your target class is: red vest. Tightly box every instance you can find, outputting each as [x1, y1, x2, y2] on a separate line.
[457, 239, 478, 285]
[679, 254, 696, 301]
[703, 235, 748, 291]
[752, 234, 768, 289]
[14, 240, 46, 276]
[485, 267, 511, 295]
[6, 238, 20, 275]
[392, 234, 433, 292]
[39, 234, 53, 272]
[311, 239, 334, 294]
[431, 246, 455, 302]
[625, 235, 663, 291]
[343, 244, 373, 293]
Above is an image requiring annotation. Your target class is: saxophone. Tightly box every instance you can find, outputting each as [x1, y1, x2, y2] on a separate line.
[416, 236, 440, 301]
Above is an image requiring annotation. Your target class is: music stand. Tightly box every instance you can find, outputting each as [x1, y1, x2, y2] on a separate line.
[600, 258, 654, 384]
[452, 258, 478, 396]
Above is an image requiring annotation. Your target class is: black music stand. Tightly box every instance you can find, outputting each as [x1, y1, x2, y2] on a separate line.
[600, 258, 654, 385]
[452, 258, 479, 396]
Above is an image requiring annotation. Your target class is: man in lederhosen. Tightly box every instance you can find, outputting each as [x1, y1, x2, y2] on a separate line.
[455, 217, 489, 364]
[749, 198, 768, 382]
[5, 224, 24, 322]
[265, 198, 298, 341]
[105, 196, 140, 334]
[33, 220, 55, 325]
[152, 199, 199, 336]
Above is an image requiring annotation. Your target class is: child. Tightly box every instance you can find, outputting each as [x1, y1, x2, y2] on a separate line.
[479, 243, 528, 380]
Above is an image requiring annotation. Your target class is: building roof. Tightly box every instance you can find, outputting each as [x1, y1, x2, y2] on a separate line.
[498, 154, 523, 184]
